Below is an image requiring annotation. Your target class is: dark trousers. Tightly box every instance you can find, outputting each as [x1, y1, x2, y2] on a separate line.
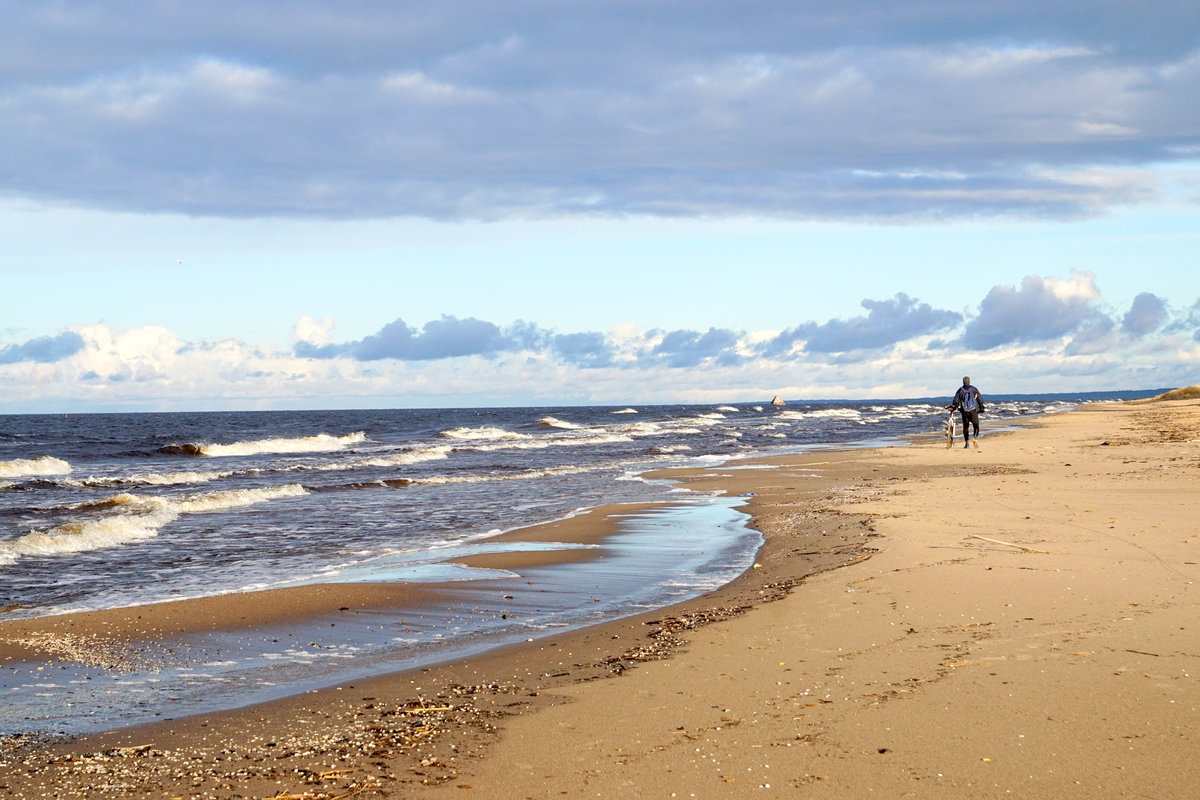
[960, 408, 980, 440]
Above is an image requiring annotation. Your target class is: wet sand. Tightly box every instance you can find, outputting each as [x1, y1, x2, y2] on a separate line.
[3, 397, 1199, 798]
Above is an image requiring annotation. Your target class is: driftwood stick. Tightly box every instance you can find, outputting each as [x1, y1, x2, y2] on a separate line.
[966, 534, 1049, 554]
[112, 744, 155, 755]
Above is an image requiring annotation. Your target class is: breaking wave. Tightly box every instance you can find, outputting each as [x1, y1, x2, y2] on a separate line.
[323, 445, 455, 471]
[415, 464, 596, 486]
[0, 484, 307, 566]
[439, 426, 530, 441]
[469, 432, 634, 452]
[161, 432, 367, 457]
[776, 408, 863, 421]
[0, 456, 72, 479]
[172, 484, 307, 513]
[0, 508, 173, 564]
[81, 470, 234, 487]
[537, 416, 582, 429]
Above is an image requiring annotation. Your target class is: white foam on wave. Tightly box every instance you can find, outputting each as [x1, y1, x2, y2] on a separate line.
[537, 416, 583, 429]
[776, 408, 863, 421]
[347, 445, 455, 468]
[715, 406, 740, 413]
[1, 508, 174, 560]
[415, 464, 595, 486]
[82, 470, 233, 487]
[868, 404, 940, 421]
[0, 456, 72, 478]
[198, 431, 366, 457]
[612, 408, 638, 414]
[439, 426, 530, 441]
[621, 421, 666, 436]
[0, 484, 307, 566]
[298, 444, 454, 471]
[468, 432, 633, 452]
[173, 484, 307, 513]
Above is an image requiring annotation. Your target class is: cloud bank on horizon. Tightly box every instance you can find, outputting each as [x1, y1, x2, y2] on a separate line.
[1, 0, 1198, 221]
[3, 271, 1197, 411]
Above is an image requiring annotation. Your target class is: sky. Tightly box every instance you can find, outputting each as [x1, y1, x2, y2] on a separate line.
[1, 1, 1198, 413]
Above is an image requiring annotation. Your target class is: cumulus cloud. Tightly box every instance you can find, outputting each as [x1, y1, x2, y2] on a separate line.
[962, 271, 1103, 350]
[551, 332, 616, 368]
[291, 315, 335, 346]
[0, 331, 85, 364]
[649, 328, 744, 368]
[1121, 292, 1168, 337]
[295, 316, 536, 361]
[0, 2, 1197, 220]
[765, 293, 962, 356]
[1065, 316, 1117, 356]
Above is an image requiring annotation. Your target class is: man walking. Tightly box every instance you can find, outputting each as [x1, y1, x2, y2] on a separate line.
[950, 377, 985, 449]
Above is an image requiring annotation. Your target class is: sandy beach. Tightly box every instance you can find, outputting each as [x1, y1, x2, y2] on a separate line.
[3, 396, 1199, 799]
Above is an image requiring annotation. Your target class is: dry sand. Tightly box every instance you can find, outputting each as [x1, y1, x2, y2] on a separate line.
[3, 398, 1199, 799]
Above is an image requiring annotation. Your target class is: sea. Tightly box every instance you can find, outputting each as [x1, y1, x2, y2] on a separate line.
[0, 391, 1162, 734]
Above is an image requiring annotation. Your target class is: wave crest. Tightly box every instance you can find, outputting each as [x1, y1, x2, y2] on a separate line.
[3, 506, 176, 561]
[537, 416, 582, 429]
[0, 484, 307, 566]
[0, 456, 72, 478]
[82, 470, 233, 487]
[439, 426, 530, 441]
[174, 484, 307, 513]
[162, 432, 367, 457]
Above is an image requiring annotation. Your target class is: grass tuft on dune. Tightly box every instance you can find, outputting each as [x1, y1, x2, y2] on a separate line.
[1152, 385, 1200, 401]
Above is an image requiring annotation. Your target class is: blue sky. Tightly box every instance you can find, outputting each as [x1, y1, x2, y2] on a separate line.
[1, 1, 1197, 412]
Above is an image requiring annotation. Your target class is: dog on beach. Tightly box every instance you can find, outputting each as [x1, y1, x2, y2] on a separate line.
[945, 412, 957, 448]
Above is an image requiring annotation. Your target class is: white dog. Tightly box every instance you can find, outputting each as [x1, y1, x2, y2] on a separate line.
[945, 411, 957, 448]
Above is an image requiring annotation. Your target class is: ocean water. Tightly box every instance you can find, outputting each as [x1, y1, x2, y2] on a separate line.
[0, 393, 1159, 733]
[0, 396, 1093, 618]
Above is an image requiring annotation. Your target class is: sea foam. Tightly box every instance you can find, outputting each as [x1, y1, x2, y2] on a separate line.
[537, 416, 582, 429]
[439, 426, 530, 441]
[300, 445, 454, 471]
[0, 456, 72, 478]
[82, 470, 234, 487]
[168, 432, 367, 457]
[0, 484, 308, 566]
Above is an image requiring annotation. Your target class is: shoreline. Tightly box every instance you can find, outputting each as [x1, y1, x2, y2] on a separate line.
[0, 441, 889, 796]
[0, 492, 767, 737]
[5, 398, 1197, 798]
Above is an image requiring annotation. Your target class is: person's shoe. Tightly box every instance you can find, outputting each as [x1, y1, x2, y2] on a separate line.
[964, 442, 970, 449]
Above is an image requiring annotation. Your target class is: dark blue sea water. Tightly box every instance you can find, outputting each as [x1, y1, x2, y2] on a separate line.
[0, 392, 1163, 734]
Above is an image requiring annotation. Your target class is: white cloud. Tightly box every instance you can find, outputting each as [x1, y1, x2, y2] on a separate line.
[380, 71, 491, 103]
[2, 269, 1196, 412]
[189, 59, 280, 103]
[291, 315, 335, 346]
